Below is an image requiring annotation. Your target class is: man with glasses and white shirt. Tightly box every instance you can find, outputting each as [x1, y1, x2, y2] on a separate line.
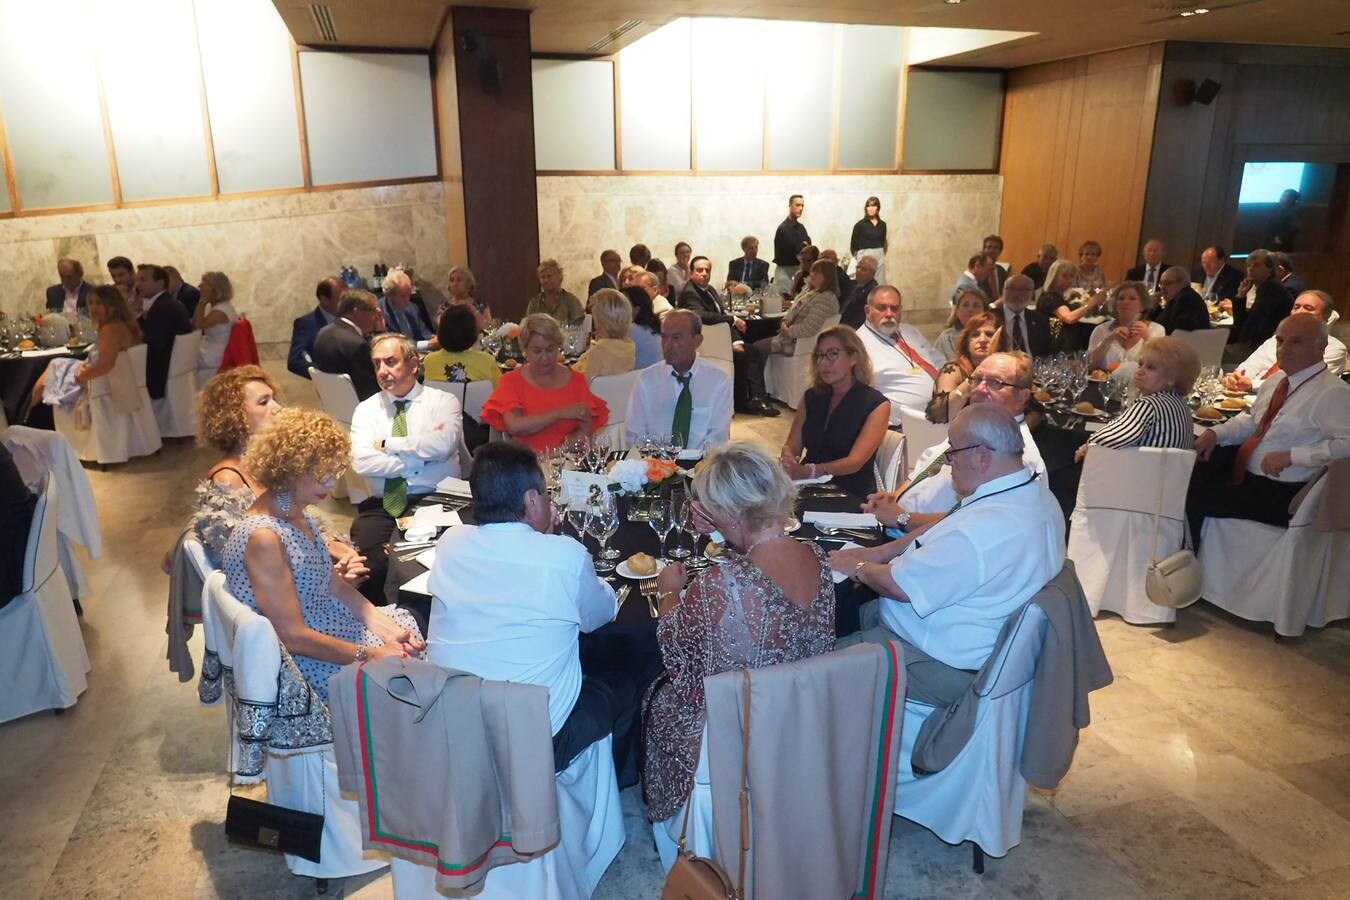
[856, 285, 945, 424]
[1223, 290, 1346, 393]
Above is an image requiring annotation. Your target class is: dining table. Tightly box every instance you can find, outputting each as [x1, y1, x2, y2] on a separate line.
[0, 345, 91, 429]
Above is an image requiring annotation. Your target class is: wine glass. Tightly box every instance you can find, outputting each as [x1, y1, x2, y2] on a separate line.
[566, 503, 590, 545]
[587, 494, 621, 571]
[648, 499, 672, 562]
[668, 496, 692, 560]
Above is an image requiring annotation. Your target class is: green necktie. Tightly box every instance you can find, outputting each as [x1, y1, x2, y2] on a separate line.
[671, 370, 693, 448]
[382, 400, 409, 516]
[898, 447, 947, 498]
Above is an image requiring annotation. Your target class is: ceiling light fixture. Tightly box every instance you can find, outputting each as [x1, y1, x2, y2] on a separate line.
[944, 0, 964, 5]
[587, 19, 643, 52]
[1178, 5, 1209, 15]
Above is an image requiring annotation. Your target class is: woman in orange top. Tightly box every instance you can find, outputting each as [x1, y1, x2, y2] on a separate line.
[481, 314, 608, 452]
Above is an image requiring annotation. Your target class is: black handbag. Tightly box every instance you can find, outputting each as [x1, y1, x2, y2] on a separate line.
[225, 794, 324, 862]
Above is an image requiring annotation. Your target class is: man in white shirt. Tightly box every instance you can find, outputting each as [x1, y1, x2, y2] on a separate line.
[952, 253, 996, 304]
[44, 258, 92, 315]
[1189, 313, 1350, 549]
[1223, 290, 1346, 392]
[626, 309, 733, 450]
[856, 285, 944, 425]
[864, 352, 1047, 532]
[350, 333, 463, 603]
[636, 270, 674, 318]
[427, 441, 634, 774]
[833, 405, 1064, 698]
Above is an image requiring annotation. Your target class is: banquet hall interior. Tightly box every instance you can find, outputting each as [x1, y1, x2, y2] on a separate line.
[2, 0, 1349, 897]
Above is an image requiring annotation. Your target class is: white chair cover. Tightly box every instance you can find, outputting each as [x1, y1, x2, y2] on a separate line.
[652, 731, 714, 871]
[2, 426, 103, 598]
[1173, 329, 1229, 371]
[1199, 474, 1350, 636]
[699, 323, 735, 383]
[390, 735, 624, 900]
[1068, 446, 1196, 625]
[587, 370, 640, 450]
[873, 430, 906, 493]
[895, 603, 1048, 859]
[202, 573, 387, 880]
[898, 406, 948, 473]
[765, 315, 840, 409]
[155, 331, 203, 438]
[0, 478, 90, 723]
[309, 368, 369, 504]
[54, 345, 162, 465]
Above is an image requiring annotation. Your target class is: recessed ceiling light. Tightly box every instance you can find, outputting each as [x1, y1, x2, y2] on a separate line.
[1180, 9, 1194, 14]
[944, 0, 964, 5]
[1194, 7, 1209, 12]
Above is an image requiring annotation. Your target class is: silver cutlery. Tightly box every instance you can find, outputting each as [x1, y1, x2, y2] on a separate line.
[611, 584, 632, 621]
[815, 525, 881, 540]
[641, 579, 660, 618]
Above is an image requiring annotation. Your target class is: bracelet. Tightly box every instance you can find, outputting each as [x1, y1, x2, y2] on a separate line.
[852, 560, 867, 580]
[353, 645, 369, 664]
[808, 463, 817, 478]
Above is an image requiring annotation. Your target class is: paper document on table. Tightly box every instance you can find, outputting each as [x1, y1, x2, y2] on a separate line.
[410, 505, 462, 529]
[434, 475, 472, 497]
[792, 473, 833, 486]
[415, 547, 436, 569]
[803, 511, 879, 528]
[400, 570, 432, 597]
[561, 470, 613, 510]
[20, 347, 72, 358]
[830, 542, 862, 584]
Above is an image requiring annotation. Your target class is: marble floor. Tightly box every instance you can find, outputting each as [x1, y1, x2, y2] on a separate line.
[3, 361, 1349, 899]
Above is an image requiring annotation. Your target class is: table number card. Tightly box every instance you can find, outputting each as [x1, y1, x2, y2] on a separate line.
[560, 470, 615, 510]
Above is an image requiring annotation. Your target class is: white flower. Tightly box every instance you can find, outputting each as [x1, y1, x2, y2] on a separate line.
[608, 459, 648, 494]
[495, 321, 518, 339]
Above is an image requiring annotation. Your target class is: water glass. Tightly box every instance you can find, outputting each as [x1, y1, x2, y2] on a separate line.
[648, 499, 672, 561]
[566, 505, 590, 544]
[588, 496, 622, 571]
[668, 496, 693, 559]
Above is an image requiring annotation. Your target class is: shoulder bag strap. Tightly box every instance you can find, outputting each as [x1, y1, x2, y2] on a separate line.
[736, 669, 751, 900]
[1149, 452, 1165, 565]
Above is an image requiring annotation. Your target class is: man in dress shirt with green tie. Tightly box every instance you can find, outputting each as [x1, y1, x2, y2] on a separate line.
[625, 310, 732, 451]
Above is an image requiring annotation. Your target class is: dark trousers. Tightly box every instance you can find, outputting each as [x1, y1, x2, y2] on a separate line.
[742, 336, 777, 400]
[1186, 446, 1305, 553]
[351, 493, 428, 605]
[837, 599, 976, 706]
[552, 672, 639, 778]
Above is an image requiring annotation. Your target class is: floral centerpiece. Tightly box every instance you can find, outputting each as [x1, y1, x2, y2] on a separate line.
[608, 457, 684, 520]
[494, 321, 521, 359]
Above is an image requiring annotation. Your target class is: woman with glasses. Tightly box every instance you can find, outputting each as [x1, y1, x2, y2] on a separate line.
[1086, 281, 1164, 374]
[1074, 336, 1199, 462]
[926, 311, 1006, 424]
[779, 326, 889, 496]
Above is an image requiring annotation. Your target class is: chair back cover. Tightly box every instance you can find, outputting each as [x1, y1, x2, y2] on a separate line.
[168, 330, 203, 378]
[873, 430, 906, 493]
[975, 603, 1049, 701]
[898, 406, 948, 465]
[700, 322, 734, 363]
[1076, 445, 1194, 518]
[309, 368, 360, 427]
[22, 475, 57, 594]
[1172, 328, 1228, 371]
[2, 425, 102, 557]
[588, 369, 641, 449]
[104, 347, 142, 412]
[463, 380, 493, 423]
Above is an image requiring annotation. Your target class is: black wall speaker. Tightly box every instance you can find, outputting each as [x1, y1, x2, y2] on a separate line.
[478, 56, 502, 94]
[1194, 78, 1222, 105]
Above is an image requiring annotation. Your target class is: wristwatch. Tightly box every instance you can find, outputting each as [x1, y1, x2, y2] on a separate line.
[896, 510, 911, 530]
[353, 645, 369, 664]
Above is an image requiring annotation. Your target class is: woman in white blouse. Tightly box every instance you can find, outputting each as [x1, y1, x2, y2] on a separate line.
[192, 271, 239, 385]
[1086, 282, 1164, 375]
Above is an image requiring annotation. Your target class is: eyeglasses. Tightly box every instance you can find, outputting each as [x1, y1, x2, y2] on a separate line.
[944, 444, 984, 464]
[812, 348, 850, 362]
[970, 375, 1025, 391]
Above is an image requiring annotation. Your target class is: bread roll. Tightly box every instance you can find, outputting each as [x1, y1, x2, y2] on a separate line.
[1195, 406, 1223, 421]
[626, 552, 657, 576]
[705, 542, 725, 559]
[1074, 401, 1096, 414]
[1220, 398, 1246, 410]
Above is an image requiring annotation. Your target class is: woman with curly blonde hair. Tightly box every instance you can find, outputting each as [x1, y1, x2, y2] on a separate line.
[220, 408, 424, 702]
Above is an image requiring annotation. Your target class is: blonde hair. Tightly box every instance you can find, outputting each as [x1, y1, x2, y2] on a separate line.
[448, 265, 477, 294]
[808, 326, 872, 392]
[537, 258, 563, 280]
[1140, 336, 1201, 394]
[693, 441, 796, 534]
[243, 408, 350, 493]
[197, 365, 280, 454]
[200, 271, 233, 303]
[589, 288, 632, 339]
[519, 313, 563, 351]
[1042, 258, 1078, 293]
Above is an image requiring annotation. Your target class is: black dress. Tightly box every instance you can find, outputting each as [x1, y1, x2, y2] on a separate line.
[1036, 291, 1094, 354]
[801, 383, 889, 497]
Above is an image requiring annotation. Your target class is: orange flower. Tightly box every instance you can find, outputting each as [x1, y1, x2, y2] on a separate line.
[507, 326, 520, 339]
[1107, 361, 1120, 372]
[644, 458, 678, 483]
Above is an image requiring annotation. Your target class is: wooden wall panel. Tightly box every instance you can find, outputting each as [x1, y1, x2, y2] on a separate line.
[998, 45, 1162, 279]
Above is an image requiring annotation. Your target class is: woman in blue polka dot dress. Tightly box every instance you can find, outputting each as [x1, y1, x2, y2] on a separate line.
[221, 408, 423, 703]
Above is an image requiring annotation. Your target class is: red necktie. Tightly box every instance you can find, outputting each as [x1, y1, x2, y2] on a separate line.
[1260, 362, 1280, 381]
[1231, 376, 1290, 485]
[896, 334, 939, 380]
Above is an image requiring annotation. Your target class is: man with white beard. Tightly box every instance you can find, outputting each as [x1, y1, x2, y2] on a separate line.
[855, 284, 945, 425]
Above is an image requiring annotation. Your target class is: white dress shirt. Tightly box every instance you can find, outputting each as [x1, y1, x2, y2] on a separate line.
[883, 466, 1065, 670]
[63, 289, 81, 316]
[857, 322, 943, 425]
[1086, 319, 1165, 368]
[426, 522, 617, 734]
[350, 382, 462, 494]
[900, 416, 1046, 515]
[625, 356, 732, 449]
[1210, 364, 1350, 482]
[1234, 333, 1347, 389]
[1142, 265, 1161, 292]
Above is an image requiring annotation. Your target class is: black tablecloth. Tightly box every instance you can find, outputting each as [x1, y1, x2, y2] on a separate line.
[0, 352, 82, 427]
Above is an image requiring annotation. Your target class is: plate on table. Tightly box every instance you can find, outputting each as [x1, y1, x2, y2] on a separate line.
[1085, 371, 1111, 383]
[704, 542, 728, 564]
[1218, 398, 1249, 412]
[1067, 405, 1109, 419]
[1193, 411, 1225, 426]
[783, 516, 801, 533]
[617, 558, 667, 580]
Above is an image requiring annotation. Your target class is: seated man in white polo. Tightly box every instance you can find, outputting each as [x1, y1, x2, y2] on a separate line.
[625, 309, 733, 450]
[350, 333, 462, 604]
[831, 404, 1065, 703]
[856, 284, 945, 425]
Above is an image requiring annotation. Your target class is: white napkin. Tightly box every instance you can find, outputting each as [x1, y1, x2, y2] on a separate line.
[792, 472, 833, 486]
[410, 505, 462, 529]
[20, 347, 72, 358]
[400, 570, 432, 596]
[434, 475, 472, 497]
[415, 547, 437, 569]
[803, 511, 878, 528]
[829, 541, 863, 584]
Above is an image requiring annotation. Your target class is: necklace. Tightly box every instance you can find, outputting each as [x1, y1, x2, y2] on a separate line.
[743, 532, 785, 555]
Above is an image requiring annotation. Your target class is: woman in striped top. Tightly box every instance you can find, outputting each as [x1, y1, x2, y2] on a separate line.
[1075, 336, 1200, 462]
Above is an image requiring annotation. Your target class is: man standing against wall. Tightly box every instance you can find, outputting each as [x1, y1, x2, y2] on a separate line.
[772, 194, 810, 297]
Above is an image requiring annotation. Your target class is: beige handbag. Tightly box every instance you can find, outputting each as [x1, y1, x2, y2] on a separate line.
[1145, 459, 1201, 609]
[661, 669, 751, 900]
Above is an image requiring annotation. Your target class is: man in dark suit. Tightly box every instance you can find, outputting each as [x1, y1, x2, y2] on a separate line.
[1125, 239, 1171, 294]
[726, 236, 769, 288]
[1272, 252, 1306, 299]
[288, 276, 344, 378]
[982, 234, 1010, 300]
[1226, 249, 1293, 363]
[820, 249, 852, 304]
[1151, 266, 1211, 333]
[1192, 245, 1243, 301]
[996, 275, 1052, 358]
[45, 258, 93, 314]
[312, 290, 382, 400]
[164, 266, 202, 317]
[839, 255, 878, 328]
[586, 250, 623, 299]
[378, 269, 436, 351]
[1021, 244, 1057, 290]
[135, 264, 192, 400]
[677, 256, 744, 332]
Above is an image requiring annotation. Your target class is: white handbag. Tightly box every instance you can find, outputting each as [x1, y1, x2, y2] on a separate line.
[1145, 459, 1201, 609]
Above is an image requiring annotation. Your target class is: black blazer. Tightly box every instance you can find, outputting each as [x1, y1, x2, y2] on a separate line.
[173, 283, 202, 318]
[1190, 263, 1243, 301]
[288, 307, 329, 378]
[1150, 286, 1210, 334]
[45, 282, 93, 313]
[1021, 261, 1048, 289]
[1233, 279, 1293, 349]
[140, 292, 192, 400]
[312, 320, 379, 400]
[1280, 273, 1306, 299]
[676, 281, 733, 326]
[587, 273, 620, 298]
[1125, 262, 1172, 288]
[997, 307, 1053, 358]
[839, 279, 876, 329]
[727, 257, 769, 287]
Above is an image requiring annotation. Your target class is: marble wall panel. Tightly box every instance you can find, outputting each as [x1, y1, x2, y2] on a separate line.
[0, 183, 451, 346]
[537, 173, 1003, 334]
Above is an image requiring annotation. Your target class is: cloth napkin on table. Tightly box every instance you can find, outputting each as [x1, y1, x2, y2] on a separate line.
[792, 472, 833, 486]
[803, 511, 879, 529]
